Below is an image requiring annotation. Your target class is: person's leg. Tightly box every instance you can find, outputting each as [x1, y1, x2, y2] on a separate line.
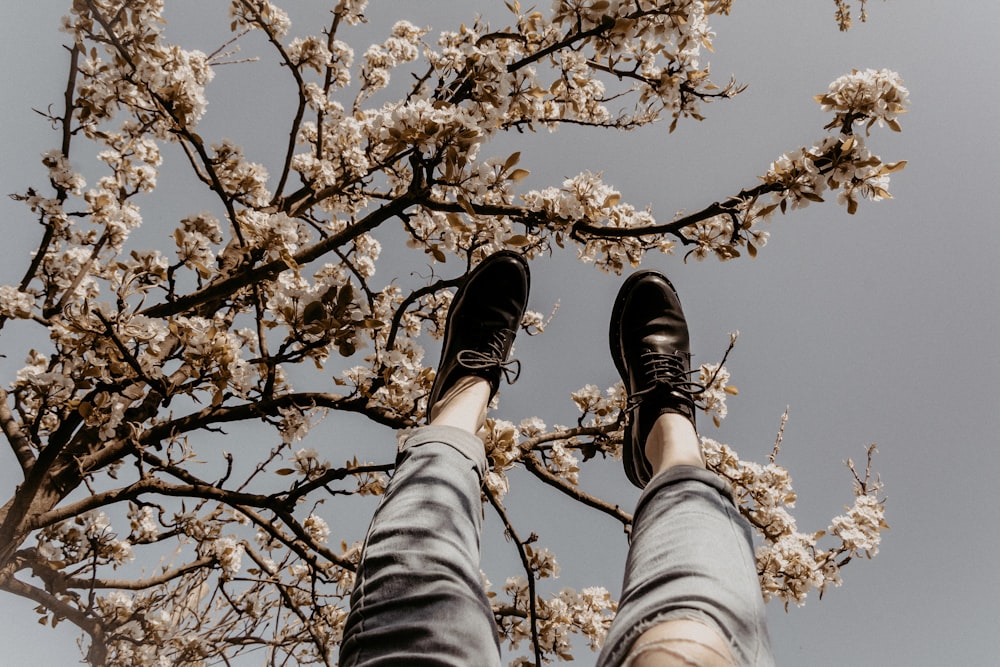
[339, 252, 529, 667]
[339, 391, 499, 666]
[603, 421, 773, 667]
[600, 271, 774, 667]
[625, 415, 736, 667]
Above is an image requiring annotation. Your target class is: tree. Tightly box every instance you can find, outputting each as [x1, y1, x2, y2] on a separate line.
[0, 1, 900, 664]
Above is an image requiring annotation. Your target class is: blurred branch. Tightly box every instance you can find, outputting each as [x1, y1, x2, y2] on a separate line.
[1, 575, 109, 666]
[0, 388, 36, 476]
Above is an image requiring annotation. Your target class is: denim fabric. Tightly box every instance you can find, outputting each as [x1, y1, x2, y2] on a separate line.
[597, 466, 775, 667]
[340, 428, 773, 667]
[339, 425, 502, 667]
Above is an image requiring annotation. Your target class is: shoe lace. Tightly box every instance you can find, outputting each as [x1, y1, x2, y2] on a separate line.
[625, 350, 704, 412]
[455, 328, 521, 385]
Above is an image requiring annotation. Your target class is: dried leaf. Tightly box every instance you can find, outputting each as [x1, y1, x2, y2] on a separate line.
[879, 160, 907, 175]
[502, 151, 521, 171]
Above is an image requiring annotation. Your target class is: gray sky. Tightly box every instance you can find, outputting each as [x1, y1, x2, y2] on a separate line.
[1, 1, 998, 665]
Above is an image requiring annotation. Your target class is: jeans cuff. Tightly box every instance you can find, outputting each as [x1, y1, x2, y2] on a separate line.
[400, 425, 488, 475]
[633, 465, 736, 526]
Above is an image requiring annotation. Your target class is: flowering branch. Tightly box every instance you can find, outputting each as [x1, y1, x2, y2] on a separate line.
[522, 452, 633, 528]
[485, 487, 544, 667]
[0, 1, 898, 663]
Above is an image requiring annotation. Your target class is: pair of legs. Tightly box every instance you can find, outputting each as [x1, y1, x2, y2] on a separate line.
[432, 384, 739, 667]
[339, 254, 774, 666]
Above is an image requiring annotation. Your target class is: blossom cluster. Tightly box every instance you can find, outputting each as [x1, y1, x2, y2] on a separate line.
[36, 511, 134, 569]
[761, 131, 906, 218]
[683, 69, 908, 261]
[93, 590, 177, 666]
[497, 547, 616, 661]
[818, 67, 908, 131]
[703, 438, 886, 606]
[68, 1, 214, 134]
[697, 362, 738, 426]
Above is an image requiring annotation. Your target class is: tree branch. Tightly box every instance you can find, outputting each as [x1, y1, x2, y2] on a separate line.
[0, 575, 108, 666]
[236, 0, 309, 203]
[1, 43, 81, 334]
[0, 388, 36, 476]
[141, 193, 417, 319]
[384, 276, 463, 354]
[85, 0, 247, 246]
[135, 391, 407, 451]
[521, 453, 632, 528]
[485, 487, 543, 666]
[506, 17, 613, 73]
[27, 551, 213, 592]
[570, 182, 781, 242]
[29, 477, 278, 531]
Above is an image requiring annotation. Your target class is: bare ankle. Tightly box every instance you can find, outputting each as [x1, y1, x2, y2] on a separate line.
[643, 413, 705, 478]
[429, 376, 491, 433]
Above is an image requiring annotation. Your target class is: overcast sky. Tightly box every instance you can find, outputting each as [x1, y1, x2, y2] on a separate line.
[1, 1, 998, 665]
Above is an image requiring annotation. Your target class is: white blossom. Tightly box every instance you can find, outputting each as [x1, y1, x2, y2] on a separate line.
[0, 286, 35, 319]
[209, 537, 244, 579]
[303, 514, 331, 543]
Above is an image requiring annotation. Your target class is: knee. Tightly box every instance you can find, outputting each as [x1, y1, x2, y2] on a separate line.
[624, 618, 735, 667]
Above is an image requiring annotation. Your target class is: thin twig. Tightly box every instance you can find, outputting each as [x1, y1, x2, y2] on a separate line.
[771, 407, 789, 464]
[521, 453, 632, 528]
[485, 487, 543, 667]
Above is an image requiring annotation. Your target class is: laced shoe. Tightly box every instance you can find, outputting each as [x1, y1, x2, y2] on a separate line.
[610, 270, 702, 488]
[426, 251, 530, 421]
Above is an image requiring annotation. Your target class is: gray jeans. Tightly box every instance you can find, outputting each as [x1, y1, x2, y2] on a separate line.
[339, 425, 775, 666]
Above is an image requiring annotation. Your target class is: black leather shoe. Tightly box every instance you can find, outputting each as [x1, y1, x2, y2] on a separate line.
[426, 251, 530, 421]
[610, 270, 702, 488]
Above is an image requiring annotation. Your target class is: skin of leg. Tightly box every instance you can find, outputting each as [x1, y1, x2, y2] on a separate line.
[643, 413, 706, 475]
[627, 619, 735, 667]
[626, 414, 736, 667]
[429, 375, 491, 433]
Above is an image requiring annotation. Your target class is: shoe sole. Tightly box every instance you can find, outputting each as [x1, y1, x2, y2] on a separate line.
[609, 269, 680, 487]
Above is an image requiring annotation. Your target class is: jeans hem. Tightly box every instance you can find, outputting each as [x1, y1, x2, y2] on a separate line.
[633, 465, 736, 530]
[401, 425, 487, 475]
